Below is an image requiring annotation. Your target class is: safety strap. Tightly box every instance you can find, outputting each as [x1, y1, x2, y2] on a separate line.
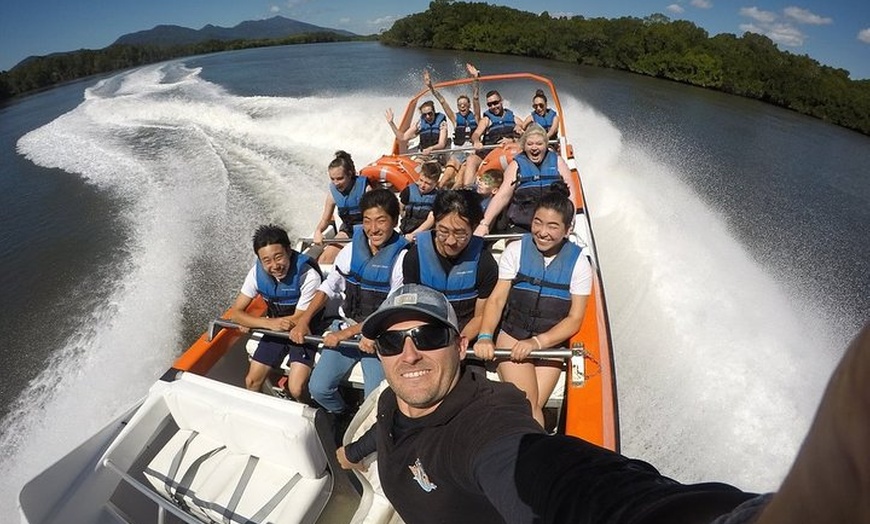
[163, 430, 198, 498]
[172, 444, 227, 505]
[221, 456, 258, 523]
[246, 473, 303, 523]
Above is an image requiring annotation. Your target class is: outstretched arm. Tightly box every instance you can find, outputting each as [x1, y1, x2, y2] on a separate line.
[474, 160, 517, 236]
[556, 156, 578, 204]
[467, 63, 482, 120]
[756, 321, 870, 524]
[313, 194, 337, 245]
[424, 69, 456, 124]
[548, 112, 561, 139]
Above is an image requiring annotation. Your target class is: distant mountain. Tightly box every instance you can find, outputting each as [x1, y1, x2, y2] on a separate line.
[113, 16, 356, 46]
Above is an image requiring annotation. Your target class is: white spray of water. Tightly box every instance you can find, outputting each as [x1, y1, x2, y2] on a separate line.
[564, 98, 838, 491]
[0, 63, 842, 520]
[1, 63, 414, 519]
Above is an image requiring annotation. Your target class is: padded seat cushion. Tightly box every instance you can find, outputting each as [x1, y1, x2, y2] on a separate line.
[145, 429, 329, 524]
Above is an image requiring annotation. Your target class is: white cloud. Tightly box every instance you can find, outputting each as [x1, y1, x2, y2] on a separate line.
[783, 7, 832, 25]
[338, 17, 351, 25]
[368, 15, 400, 27]
[766, 23, 805, 46]
[739, 7, 777, 24]
[270, 5, 281, 13]
[737, 6, 816, 47]
[740, 21, 806, 46]
[690, 0, 713, 9]
[366, 15, 401, 32]
[548, 12, 576, 19]
[667, 4, 685, 14]
[859, 28, 870, 44]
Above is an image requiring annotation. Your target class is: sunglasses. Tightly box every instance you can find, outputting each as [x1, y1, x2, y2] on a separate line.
[376, 324, 457, 356]
[421, 111, 434, 117]
[533, 103, 545, 109]
[486, 100, 502, 107]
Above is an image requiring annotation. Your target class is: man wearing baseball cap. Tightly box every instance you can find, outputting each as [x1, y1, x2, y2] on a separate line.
[339, 284, 870, 524]
[342, 283, 545, 522]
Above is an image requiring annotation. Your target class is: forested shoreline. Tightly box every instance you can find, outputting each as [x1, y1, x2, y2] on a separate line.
[3, 1, 869, 136]
[382, 1, 870, 136]
[0, 32, 366, 101]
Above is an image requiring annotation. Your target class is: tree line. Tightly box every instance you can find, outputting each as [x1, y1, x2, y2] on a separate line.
[381, 1, 870, 136]
[4, 2, 869, 137]
[0, 32, 367, 101]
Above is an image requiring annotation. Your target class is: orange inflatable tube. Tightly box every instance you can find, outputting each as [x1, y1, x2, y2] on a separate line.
[360, 155, 420, 191]
[476, 143, 521, 178]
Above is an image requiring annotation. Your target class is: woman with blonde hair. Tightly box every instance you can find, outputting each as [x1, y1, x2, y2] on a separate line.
[474, 124, 575, 235]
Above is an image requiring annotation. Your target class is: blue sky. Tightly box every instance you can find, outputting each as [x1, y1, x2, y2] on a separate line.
[1, 0, 868, 79]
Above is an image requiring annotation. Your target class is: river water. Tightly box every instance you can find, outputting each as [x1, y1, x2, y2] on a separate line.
[1, 41, 868, 519]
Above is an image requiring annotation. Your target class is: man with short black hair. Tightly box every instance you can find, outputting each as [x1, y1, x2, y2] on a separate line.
[228, 224, 323, 399]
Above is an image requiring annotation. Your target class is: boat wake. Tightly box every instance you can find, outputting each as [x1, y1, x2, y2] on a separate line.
[569, 103, 840, 490]
[0, 62, 845, 519]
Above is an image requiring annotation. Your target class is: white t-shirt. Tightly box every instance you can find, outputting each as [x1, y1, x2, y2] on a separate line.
[319, 239, 405, 301]
[498, 239, 592, 295]
[240, 262, 321, 311]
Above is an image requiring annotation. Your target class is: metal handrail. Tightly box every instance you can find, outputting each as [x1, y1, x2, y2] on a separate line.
[102, 458, 203, 524]
[207, 318, 578, 360]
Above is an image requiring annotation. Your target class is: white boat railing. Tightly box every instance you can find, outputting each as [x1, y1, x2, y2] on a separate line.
[102, 458, 203, 524]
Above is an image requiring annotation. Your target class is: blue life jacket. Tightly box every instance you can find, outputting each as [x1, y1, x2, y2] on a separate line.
[255, 251, 322, 317]
[531, 109, 558, 133]
[482, 108, 517, 145]
[418, 112, 447, 149]
[454, 111, 477, 146]
[340, 226, 408, 322]
[501, 235, 582, 341]
[415, 231, 483, 330]
[400, 184, 439, 234]
[329, 176, 367, 234]
[508, 150, 563, 231]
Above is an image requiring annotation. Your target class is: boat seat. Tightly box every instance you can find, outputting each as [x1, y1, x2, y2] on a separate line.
[101, 373, 332, 524]
[343, 382, 404, 524]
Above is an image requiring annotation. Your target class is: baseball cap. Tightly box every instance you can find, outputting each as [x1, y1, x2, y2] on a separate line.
[361, 284, 459, 339]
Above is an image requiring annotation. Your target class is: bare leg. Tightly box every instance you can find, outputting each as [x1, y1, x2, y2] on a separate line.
[535, 363, 563, 412]
[498, 360, 544, 426]
[440, 159, 459, 189]
[455, 162, 468, 189]
[464, 154, 483, 188]
[286, 361, 313, 402]
[318, 231, 349, 265]
[245, 360, 271, 392]
[756, 322, 870, 524]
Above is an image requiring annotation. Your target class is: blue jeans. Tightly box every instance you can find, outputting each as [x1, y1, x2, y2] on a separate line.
[309, 321, 385, 413]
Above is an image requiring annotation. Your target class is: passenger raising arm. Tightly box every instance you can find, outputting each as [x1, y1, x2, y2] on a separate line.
[386, 101, 449, 157]
[423, 65, 482, 188]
